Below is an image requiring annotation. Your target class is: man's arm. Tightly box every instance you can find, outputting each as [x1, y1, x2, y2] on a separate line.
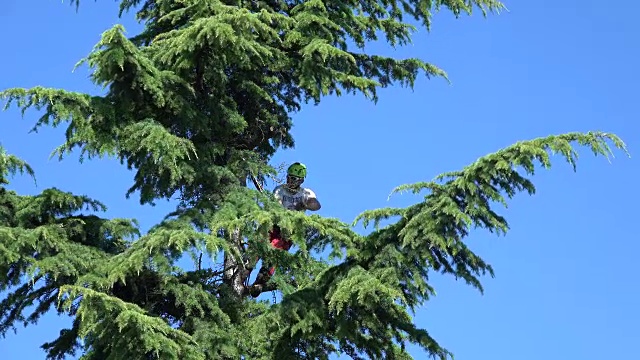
[303, 189, 321, 211]
[306, 198, 321, 211]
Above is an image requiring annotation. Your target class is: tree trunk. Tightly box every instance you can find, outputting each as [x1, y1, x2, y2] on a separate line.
[222, 175, 249, 297]
[223, 227, 247, 297]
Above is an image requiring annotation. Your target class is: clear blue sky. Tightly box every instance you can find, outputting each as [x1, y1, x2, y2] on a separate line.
[1, 1, 638, 359]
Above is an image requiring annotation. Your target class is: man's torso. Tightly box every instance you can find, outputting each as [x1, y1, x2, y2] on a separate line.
[273, 185, 313, 211]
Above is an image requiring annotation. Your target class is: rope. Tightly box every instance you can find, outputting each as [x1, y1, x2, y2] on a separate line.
[249, 172, 264, 193]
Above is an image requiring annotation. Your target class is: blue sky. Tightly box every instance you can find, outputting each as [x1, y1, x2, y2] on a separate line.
[1, 0, 638, 359]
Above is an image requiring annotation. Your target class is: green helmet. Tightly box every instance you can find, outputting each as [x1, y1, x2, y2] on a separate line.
[287, 162, 307, 178]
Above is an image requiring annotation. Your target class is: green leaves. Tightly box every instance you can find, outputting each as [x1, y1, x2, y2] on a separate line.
[59, 286, 204, 360]
[0, 1, 630, 360]
[354, 133, 628, 303]
[281, 132, 629, 359]
[0, 186, 139, 353]
[6, 0, 507, 207]
[0, 146, 34, 185]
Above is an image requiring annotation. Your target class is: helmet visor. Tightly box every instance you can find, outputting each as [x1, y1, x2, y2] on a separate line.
[286, 174, 304, 189]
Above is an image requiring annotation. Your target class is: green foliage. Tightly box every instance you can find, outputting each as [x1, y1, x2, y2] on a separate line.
[0, 0, 628, 359]
[0, 146, 34, 185]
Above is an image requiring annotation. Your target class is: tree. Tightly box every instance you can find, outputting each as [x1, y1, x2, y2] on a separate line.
[0, 0, 628, 359]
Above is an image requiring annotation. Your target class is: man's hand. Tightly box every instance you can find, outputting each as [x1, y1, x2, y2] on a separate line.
[305, 197, 321, 211]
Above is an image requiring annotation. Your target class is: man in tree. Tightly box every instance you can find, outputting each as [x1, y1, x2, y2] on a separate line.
[249, 162, 321, 297]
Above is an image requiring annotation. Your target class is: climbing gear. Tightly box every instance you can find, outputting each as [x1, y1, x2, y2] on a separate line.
[249, 172, 264, 192]
[287, 162, 307, 178]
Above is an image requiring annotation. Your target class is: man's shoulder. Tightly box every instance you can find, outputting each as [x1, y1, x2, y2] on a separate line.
[273, 185, 314, 196]
[273, 184, 290, 195]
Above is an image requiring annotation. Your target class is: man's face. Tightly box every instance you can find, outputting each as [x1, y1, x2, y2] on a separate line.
[286, 174, 304, 189]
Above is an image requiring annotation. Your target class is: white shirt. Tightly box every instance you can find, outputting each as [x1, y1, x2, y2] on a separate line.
[273, 184, 317, 211]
